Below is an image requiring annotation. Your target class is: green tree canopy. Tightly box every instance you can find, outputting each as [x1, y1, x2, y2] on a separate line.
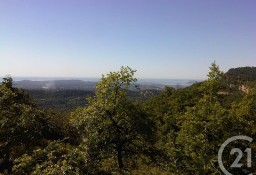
[71, 66, 156, 172]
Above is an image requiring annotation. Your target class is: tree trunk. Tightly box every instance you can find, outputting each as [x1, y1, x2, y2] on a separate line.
[117, 144, 124, 169]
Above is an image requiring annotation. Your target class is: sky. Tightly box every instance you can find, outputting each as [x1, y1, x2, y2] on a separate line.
[0, 0, 255, 79]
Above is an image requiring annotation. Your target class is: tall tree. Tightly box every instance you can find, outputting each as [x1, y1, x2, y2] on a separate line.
[175, 62, 227, 174]
[71, 66, 155, 172]
[202, 61, 224, 102]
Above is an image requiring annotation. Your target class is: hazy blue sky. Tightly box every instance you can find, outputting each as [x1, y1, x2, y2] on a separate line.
[0, 0, 255, 79]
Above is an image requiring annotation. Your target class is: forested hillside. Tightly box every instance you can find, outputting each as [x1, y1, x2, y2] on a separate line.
[25, 89, 160, 112]
[223, 66, 256, 84]
[1, 63, 256, 174]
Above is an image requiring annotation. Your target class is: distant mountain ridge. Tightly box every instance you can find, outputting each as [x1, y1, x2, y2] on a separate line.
[3, 67, 256, 91]
[8, 79, 198, 91]
[223, 66, 256, 83]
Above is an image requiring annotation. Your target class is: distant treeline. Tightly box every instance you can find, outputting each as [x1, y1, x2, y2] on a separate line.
[27, 89, 160, 112]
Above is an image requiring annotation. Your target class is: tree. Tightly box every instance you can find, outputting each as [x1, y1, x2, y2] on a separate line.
[2, 76, 13, 88]
[202, 61, 224, 102]
[71, 66, 155, 172]
[176, 98, 228, 174]
[207, 61, 224, 82]
[174, 62, 227, 174]
[0, 76, 49, 173]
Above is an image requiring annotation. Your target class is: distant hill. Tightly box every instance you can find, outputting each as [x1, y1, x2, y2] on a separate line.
[223, 66, 256, 83]
[10, 79, 195, 91]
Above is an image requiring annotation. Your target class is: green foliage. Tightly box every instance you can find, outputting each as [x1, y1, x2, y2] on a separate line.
[0, 77, 48, 173]
[177, 97, 228, 174]
[0, 77, 77, 174]
[207, 61, 224, 82]
[142, 62, 256, 174]
[25, 89, 158, 112]
[223, 66, 256, 83]
[202, 61, 224, 100]
[12, 141, 89, 175]
[71, 66, 156, 172]
[1, 63, 256, 174]
[27, 89, 94, 112]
